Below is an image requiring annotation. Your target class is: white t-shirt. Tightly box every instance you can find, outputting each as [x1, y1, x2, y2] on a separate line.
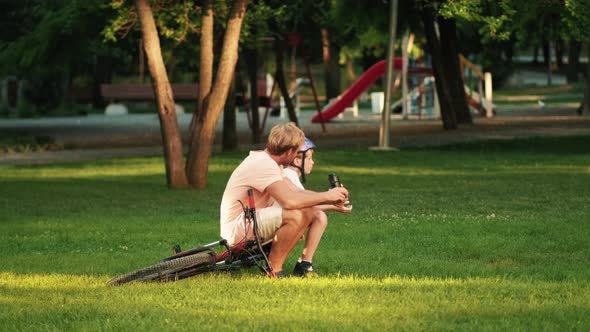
[283, 167, 304, 189]
[220, 151, 284, 242]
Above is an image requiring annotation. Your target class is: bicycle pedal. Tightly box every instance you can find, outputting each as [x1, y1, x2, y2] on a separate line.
[172, 244, 181, 254]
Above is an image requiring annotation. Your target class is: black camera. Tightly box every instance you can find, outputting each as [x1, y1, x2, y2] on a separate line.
[329, 173, 351, 208]
[328, 173, 342, 189]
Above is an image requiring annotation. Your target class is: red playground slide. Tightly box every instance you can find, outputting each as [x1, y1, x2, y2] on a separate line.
[311, 59, 400, 123]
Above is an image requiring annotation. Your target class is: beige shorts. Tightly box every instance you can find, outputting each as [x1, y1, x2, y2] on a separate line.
[228, 206, 283, 245]
[255, 206, 283, 242]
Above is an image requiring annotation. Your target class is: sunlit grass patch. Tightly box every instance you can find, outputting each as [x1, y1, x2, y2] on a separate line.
[1, 272, 589, 330]
[0, 157, 241, 180]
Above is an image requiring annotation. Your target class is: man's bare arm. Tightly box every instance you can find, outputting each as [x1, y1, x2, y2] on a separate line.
[315, 203, 353, 213]
[267, 179, 348, 209]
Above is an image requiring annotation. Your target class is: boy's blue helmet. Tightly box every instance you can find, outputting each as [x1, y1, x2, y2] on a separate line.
[293, 137, 316, 184]
[299, 137, 316, 153]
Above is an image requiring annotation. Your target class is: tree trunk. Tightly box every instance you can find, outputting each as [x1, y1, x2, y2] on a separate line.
[135, 0, 188, 188]
[222, 74, 238, 151]
[542, 41, 550, 66]
[583, 43, 590, 114]
[345, 58, 356, 83]
[197, 0, 214, 115]
[92, 55, 112, 109]
[189, 0, 214, 150]
[566, 40, 581, 83]
[167, 54, 177, 82]
[532, 44, 539, 64]
[290, 43, 297, 86]
[186, 0, 248, 189]
[139, 38, 145, 82]
[438, 16, 472, 124]
[275, 37, 298, 125]
[321, 28, 341, 102]
[555, 38, 564, 68]
[421, 6, 457, 130]
[244, 47, 260, 143]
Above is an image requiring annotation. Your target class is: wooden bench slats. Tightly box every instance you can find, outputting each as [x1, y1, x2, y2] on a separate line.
[100, 83, 199, 101]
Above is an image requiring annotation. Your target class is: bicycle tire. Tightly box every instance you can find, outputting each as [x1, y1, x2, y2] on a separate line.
[107, 251, 215, 286]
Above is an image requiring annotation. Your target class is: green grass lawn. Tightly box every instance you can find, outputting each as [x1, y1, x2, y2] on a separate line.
[494, 83, 584, 108]
[1, 136, 590, 330]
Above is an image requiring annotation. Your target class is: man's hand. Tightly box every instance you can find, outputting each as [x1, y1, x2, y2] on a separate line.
[333, 201, 353, 213]
[326, 187, 348, 204]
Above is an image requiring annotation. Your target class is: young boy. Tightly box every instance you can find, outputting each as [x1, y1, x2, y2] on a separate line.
[283, 137, 352, 276]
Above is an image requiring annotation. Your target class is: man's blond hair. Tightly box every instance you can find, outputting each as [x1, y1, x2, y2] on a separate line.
[266, 122, 304, 155]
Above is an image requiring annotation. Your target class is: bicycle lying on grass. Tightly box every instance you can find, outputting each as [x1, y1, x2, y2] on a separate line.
[107, 173, 344, 286]
[107, 189, 273, 285]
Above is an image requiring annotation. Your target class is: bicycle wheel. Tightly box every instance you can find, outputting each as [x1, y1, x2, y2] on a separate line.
[107, 251, 215, 286]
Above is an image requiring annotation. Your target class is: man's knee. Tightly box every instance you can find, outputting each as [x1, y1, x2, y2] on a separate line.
[312, 208, 328, 227]
[283, 208, 314, 229]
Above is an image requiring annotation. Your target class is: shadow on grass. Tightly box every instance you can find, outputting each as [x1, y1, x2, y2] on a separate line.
[423, 135, 590, 155]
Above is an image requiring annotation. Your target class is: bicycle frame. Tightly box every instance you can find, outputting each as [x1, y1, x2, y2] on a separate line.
[157, 188, 273, 276]
[157, 239, 272, 280]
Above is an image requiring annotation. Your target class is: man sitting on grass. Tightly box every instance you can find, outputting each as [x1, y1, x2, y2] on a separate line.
[219, 123, 349, 279]
[283, 137, 352, 277]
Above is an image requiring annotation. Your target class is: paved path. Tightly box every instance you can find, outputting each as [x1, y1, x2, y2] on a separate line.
[1, 106, 589, 166]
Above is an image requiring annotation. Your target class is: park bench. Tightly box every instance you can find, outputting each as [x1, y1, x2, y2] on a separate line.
[94, 79, 321, 117]
[100, 83, 198, 115]
[100, 83, 199, 102]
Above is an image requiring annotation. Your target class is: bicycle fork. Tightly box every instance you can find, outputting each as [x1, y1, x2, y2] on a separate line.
[247, 189, 274, 275]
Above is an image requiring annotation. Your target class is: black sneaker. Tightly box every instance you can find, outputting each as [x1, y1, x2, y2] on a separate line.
[293, 261, 316, 277]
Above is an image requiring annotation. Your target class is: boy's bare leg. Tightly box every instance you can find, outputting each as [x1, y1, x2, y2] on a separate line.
[267, 208, 313, 272]
[301, 209, 328, 262]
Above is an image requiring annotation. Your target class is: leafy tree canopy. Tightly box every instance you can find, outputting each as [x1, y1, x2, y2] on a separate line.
[103, 0, 201, 44]
[0, 0, 114, 76]
[440, 0, 590, 44]
[562, 0, 590, 41]
[438, 0, 515, 42]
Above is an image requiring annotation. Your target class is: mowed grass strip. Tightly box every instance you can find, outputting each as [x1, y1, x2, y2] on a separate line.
[1, 272, 589, 331]
[1, 135, 589, 330]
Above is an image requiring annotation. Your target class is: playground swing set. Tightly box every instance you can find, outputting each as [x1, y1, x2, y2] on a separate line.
[310, 32, 494, 124]
[234, 31, 494, 136]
